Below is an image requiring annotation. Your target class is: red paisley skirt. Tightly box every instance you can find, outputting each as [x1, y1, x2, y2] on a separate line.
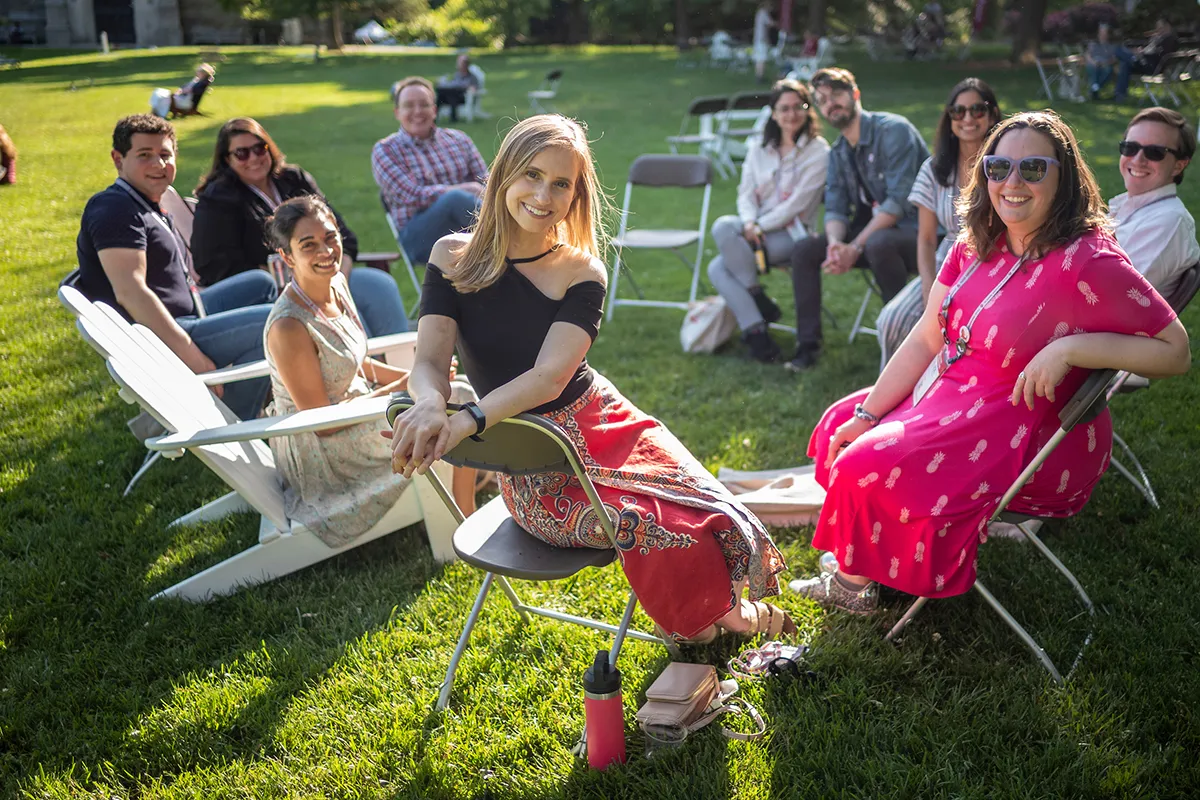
[498, 375, 786, 639]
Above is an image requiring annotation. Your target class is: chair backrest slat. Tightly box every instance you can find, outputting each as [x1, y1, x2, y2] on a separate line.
[627, 154, 712, 188]
[688, 95, 730, 116]
[1167, 262, 1200, 314]
[728, 90, 772, 111]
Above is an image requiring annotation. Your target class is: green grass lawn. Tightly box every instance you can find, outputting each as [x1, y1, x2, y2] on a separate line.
[2, 45, 1199, 799]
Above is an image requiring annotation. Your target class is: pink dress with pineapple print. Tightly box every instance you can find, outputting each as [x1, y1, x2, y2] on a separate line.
[807, 229, 1176, 598]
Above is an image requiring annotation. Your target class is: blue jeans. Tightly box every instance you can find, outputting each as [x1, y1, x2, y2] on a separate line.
[1086, 63, 1115, 93]
[398, 188, 480, 263]
[348, 267, 409, 336]
[178, 270, 276, 421]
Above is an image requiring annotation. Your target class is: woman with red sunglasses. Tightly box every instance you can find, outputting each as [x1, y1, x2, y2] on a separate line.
[791, 110, 1189, 613]
[193, 118, 410, 339]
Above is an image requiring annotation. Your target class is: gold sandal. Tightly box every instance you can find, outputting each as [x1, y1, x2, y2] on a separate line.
[744, 601, 796, 638]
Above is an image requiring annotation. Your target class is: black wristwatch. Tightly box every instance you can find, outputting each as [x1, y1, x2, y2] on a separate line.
[461, 401, 486, 442]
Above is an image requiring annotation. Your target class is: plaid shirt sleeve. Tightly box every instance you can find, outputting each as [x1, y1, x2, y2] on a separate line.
[372, 137, 450, 230]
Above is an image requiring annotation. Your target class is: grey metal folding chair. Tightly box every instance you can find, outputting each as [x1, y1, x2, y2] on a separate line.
[848, 269, 882, 345]
[385, 394, 677, 712]
[886, 368, 1123, 683]
[379, 192, 425, 319]
[666, 96, 733, 180]
[1101, 262, 1200, 509]
[605, 154, 713, 320]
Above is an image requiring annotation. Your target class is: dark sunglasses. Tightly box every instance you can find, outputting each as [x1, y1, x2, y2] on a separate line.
[983, 155, 1060, 184]
[1118, 140, 1183, 162]
[229, 142, 268, 162]
[947, 102, 990, 121]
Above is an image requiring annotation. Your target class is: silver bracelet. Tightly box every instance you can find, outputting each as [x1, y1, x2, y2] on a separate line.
[853, 403, 881, 426]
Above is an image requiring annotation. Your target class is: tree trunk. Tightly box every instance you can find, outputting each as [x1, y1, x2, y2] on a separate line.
[807, 0, 827, 38]
[674, 0, 689, 48]
[330, 0, 344, 50]
[567, 0, 588, 44]
[1009, 0, 1047, 65]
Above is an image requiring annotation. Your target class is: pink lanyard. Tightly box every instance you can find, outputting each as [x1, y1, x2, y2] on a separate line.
[288, 278, 364, 337]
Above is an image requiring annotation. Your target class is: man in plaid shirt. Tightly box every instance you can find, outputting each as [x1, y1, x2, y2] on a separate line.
[372, 76, 489, 263]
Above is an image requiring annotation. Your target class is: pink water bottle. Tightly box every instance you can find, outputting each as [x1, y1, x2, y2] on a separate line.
[583, 649, 626, 770]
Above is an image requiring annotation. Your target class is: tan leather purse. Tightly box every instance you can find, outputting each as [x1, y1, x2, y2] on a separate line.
[635, 663, 765, 743]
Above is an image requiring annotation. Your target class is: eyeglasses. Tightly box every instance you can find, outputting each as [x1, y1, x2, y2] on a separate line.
[947, 102, 990, 121]
[775, 103, 810, 113]
[982, 155, 1060, 184]
[1118, 139, 1183, 161]
[229, 142, 268, 162]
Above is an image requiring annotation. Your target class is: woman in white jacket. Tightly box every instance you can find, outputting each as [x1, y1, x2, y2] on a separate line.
[707, 79, 830, 362]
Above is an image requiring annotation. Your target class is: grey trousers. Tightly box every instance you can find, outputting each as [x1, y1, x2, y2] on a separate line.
[706, 214, 796, 331]
[789, 226, 919, 348]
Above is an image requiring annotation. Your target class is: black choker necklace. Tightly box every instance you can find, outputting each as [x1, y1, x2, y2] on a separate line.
[506, 243, 562, 265]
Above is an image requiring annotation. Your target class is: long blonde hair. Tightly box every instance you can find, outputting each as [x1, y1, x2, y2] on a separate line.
[449, 114, 607, 293]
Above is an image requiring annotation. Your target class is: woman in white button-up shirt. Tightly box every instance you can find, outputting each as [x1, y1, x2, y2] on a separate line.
[707, 79, 830, 363]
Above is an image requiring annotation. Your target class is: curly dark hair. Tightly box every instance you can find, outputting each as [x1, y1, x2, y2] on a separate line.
[112, 114, 176, 156]
[957, 110, 1109, 260]
[762, 79, 821, 148]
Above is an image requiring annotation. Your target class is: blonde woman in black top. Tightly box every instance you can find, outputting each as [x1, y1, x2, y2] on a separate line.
[387, 115, 792, 643]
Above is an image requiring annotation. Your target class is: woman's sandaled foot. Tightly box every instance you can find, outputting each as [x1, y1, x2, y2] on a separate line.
[656, 623, 720, 646]
[790, 566, 878, 616]
[742, 601, 797, 638]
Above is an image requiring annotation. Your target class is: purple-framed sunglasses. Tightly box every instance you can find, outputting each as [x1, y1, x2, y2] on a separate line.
[982, 155, 1061, 184]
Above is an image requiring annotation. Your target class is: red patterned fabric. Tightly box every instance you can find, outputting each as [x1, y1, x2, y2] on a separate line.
[499, 375, 787, 639]
[808, 229, 1177, 598]
[371, 127, 488, 230]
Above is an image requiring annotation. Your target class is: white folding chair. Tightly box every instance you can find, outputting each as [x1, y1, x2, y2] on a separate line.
[714, 90, 772, 173]
[605, 154, 713, 320]
[385, 394, 678, 713]
[666, 95, 733, 180]
[848, 270, 882, 344]
[528, 69, 562, 114]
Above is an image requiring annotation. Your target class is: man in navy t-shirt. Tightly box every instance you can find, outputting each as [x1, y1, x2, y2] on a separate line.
[76, 114, 277, 420]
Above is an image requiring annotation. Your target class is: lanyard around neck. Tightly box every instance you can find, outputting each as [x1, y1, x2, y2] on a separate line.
[940, 250, 1029, 362]
[115, 179, 205, 317]
[288, 277, 364, 336]
[247, 180, 282, 212]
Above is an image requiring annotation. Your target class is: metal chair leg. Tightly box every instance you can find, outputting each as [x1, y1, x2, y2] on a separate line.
[1109, 432, 1159, 509]
[437, 572, 495, 710]
[123, 451, 161, 496]
[973, 579, 1063, 683]
[886, 595, 929, 641]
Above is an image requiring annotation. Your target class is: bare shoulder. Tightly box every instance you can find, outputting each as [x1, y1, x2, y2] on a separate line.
[266, 314, 314, 357]
[429, 232, 473, 272]
[561, 247, 608, 289]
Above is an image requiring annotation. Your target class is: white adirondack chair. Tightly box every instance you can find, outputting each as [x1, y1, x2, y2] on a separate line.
[58, 285, 417, 492]
[62, 288, 457, 602]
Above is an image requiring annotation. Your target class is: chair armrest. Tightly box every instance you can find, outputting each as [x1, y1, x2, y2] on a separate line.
[1059, 369, 1118, 432]
[365, 331, 418, 356]
[200, 361, 271, 385]
[146, 395, 391, 451]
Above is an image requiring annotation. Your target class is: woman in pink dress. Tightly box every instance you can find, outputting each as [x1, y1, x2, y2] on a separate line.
[791, 110, 1191, 612]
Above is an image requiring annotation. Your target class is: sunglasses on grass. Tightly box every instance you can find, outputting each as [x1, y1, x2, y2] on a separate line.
[982, 155, 1060, 184]
[947, 102, 991, 121]
[1118, 140, 1183, 161]
[229, 142, 268, 161]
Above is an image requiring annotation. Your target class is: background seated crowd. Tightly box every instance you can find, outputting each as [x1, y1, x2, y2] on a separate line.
[70, 55, 1197, 615]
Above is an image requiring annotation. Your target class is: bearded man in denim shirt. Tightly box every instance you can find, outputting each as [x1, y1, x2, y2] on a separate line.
[786, 67, 929, 371]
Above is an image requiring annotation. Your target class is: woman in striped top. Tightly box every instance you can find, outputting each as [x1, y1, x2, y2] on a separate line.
[875, 78, 1001, 367]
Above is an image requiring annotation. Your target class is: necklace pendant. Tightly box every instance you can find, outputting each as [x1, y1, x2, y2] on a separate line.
[958, 324, 971, 345]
